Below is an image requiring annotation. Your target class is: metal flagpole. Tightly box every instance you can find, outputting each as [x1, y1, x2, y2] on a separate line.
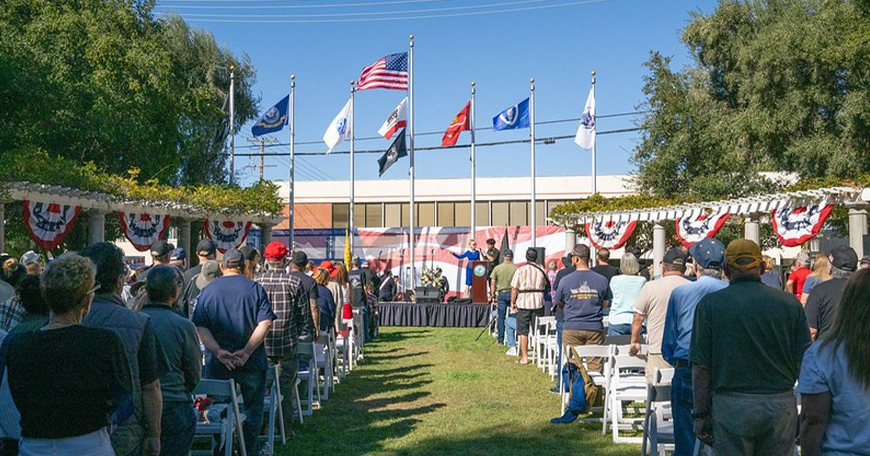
[350, 81, 356, 256]
[591, 70, 597, 195]
[530, 78, 537, 248]
[229, 65, 235, 184]
[409, 35, 417, 288]
[289, 74, 296, 248]
[470, 82, 477, 238]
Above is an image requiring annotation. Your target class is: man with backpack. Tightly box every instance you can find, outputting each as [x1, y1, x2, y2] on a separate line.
[510, 248, 550, 365]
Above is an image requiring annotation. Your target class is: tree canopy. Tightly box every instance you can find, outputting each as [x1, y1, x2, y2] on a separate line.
[0, 0, 258, 186]
[634, 0, 870, 201]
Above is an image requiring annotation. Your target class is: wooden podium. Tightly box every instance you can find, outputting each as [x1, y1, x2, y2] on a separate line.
[471, 260, 489, 304]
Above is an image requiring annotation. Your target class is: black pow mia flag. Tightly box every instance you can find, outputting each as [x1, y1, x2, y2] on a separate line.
[377, 128, 407, 177]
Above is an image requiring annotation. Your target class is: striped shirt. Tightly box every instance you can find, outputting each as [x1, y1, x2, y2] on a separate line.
[511, 264, 547, 310]
[255, 272, 307, 359]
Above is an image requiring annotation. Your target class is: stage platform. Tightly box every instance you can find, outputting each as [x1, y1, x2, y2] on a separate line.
[379, 302, 490, 327]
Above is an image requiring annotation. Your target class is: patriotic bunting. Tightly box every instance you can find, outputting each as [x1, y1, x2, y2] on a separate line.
[205, 219, 252, 253]
[22, 200, 82, 250]
[771, 200, 834, 247]
[675, 209, 731, 247]
[585, 219, 636, 250]
[118, 212, 171, 251]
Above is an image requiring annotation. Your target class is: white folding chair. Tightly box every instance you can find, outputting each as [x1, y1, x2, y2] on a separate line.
[263, 365, 287, 452]
[297, 342, 321, 416]
[641, 368, 675, 456]
[560, 345, 612, 417]
[314, 333, 335, 401]
[609, 354, 648, 443]
[534, 316, 556, 371]
[191, 379, 247, 456]
[352, 308, 365, 360]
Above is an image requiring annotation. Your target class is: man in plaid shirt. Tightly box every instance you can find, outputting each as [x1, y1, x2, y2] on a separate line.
[255, 241, 308, 433]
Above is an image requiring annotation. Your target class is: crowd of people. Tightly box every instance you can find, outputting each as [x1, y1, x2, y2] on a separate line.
[0, 239, 380, 456]
[489, 239, 870, 455]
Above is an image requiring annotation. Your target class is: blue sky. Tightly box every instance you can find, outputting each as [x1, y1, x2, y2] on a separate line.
[155, 0, 719, 186]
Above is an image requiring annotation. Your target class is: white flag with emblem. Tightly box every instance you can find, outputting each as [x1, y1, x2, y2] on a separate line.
[377, 97, 408, 140]
[323, 97, 353, 154]
[574, 86, 595, 149]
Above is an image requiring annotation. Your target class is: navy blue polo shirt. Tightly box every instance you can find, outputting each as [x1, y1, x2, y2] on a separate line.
[192, 275, 276, 376]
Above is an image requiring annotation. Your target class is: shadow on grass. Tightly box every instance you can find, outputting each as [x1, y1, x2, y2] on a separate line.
[374, 329, 434, 343]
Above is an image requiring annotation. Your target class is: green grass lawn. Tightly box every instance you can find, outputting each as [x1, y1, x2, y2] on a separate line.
[277, 327, 640, 456]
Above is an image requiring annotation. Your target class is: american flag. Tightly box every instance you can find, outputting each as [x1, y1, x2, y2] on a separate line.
[357, 52, 408, 91]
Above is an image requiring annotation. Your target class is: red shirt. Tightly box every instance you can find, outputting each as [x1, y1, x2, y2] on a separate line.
[788, 267, 811, 298]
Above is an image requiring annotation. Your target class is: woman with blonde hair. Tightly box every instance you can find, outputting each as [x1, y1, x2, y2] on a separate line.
[801, 253, 832, 305]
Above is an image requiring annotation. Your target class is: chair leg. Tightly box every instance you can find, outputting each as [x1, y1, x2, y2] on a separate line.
[294, 378, 304, 425]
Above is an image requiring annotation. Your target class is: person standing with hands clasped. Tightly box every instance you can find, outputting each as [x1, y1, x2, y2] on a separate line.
[192, 248, 276, 456]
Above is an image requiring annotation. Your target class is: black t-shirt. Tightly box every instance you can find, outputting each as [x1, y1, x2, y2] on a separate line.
[591, 264, 620, 283]
[183, 264, 202, 288]
[5, 325, 133, 438]
[804, 277, 848, 340]
[289, 271, 319, 336]
[553, 265, 577, 321]
[348, 269, 368, 307]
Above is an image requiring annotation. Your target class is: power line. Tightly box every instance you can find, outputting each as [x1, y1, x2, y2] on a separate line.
[159, 0, 448, 6]
[157, 0, 586, 16]
[153, 0, 612, 23]
[239, 111, 646, 149]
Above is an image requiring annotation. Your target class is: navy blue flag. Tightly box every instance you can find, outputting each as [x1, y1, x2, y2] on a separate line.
[492, 98, 531, 131]
[251, 95, 290, 137]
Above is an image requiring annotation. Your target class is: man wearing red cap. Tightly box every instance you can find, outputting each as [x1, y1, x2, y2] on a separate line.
[255, 241, 308, 435]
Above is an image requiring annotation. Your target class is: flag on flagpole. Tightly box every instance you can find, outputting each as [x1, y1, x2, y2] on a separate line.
[574, 86, 595, 149]
[251, 94, 289, 137]
[493, 98, 531, 131]
[377, 97, 408, 140]
[441, 101, 471, 147]
[357, 52, 409, 91]
[377, 128, 407, 176]
[344, 228, 352, 271]
[323, 98, 353, 153]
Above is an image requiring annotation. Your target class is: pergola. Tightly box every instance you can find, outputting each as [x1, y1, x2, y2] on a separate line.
[0, 182, 283, 253]
[555, 186, 870, 276]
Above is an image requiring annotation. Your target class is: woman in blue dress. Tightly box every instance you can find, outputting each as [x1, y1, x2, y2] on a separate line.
[447, 239, 481, 299]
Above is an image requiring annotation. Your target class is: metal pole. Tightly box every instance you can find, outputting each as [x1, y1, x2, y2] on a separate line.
[409, 35, 416, 287]
[470, 82, 477, 238]
[591, 70, 597, 195]
[350, 81, 356, 256]
[289, 74, 296, 248]
[229, 65, 235, 184]
[530, 78, 537, 248]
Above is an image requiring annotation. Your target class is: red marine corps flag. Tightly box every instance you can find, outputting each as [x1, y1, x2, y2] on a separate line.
[441, 101, 471, 147]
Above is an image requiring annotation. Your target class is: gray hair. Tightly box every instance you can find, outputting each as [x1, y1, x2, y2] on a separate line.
[41, 253, 96, 315]
[831, 267, 853, 280]
[696, 266, 723, 280]
[620, 253, 640, 276]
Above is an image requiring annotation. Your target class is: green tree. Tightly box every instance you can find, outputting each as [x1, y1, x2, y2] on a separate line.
[635, 0, 870, 201]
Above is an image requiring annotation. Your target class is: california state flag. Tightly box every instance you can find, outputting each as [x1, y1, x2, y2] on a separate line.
[441, 101, 471, 147]
[377, 97, 408, 140]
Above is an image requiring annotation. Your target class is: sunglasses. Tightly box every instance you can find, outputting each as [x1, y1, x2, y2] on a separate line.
[86, 282, 102, 295]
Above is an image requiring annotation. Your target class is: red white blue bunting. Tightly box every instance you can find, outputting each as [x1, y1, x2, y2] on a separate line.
[585, 219, 636, 250]
[118, 212, 171, 251]
[22, 200, 82, 250]
[675, 209, 731, 247]
[771, 200, 833, 247]
[204, 219, 252, 253]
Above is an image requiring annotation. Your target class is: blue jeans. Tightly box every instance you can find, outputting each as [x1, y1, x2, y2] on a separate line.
[556, 321, 566, 388]
[505, 313, 517, 348]
[233, 369, 267, 456]
[160, 402, 197, 456]
[607, 323, 632, 336]
[671, 366, 695, 456]
[496, 291, 511, 344]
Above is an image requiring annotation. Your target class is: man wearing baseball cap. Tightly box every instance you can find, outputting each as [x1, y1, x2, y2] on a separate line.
[630, 247, 690, 382]
[661, 238, 728, 455]
[805, 245, 858, 340]
[690, 239, 810, 455]
[255, 241, 307, 435]
[183, 239, 217, 286]
[192, 248, 276, 455]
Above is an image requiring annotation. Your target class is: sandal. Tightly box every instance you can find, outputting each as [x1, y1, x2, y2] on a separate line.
[516, 359, 530, 365]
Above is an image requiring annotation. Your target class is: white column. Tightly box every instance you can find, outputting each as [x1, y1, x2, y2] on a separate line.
[848, 203, 868, 257]
[0, 203, 5, 253]
[565, 227, 576, 253]
[88, 209, 107, 245]
[177, 219, 191, 260]
[653, 222, 666, 278]
[744, 214, 760, 246]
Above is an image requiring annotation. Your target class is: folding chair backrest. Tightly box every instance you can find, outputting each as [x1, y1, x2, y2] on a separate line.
[297, 342, 314, 357]
[604, 334, 632, 346]
[655, 367, 675, 385]
[612, 344, 648, 356]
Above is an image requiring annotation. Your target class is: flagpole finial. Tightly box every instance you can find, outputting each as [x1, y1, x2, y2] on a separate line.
[410, 34, 414, 40]
[230, 65, 235, 72]
[591, 70, 596, 76]
[471, 81, 476, 87]
[291, 74, 295, 80]
[530, 78, 535, 83]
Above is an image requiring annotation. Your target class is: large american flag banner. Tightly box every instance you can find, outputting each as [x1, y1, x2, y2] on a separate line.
[357, 52, 408, 91]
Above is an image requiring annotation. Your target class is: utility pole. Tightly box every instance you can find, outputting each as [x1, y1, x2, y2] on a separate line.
[246, 137, 277, 181]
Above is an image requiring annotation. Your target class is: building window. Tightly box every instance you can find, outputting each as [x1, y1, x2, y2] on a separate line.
[536, 201, 546, 226]
[365, 203, 383, 228]
[417, 202, 435, 227]
[492, 202, 509, 226]
[385, 203, 402, 227]
[476, 201, 490, 226]
[509, 201, 528, 226]
[454, 202, 471, 227]
[333, 203, 349, 229]
[437, 202, 455, 227]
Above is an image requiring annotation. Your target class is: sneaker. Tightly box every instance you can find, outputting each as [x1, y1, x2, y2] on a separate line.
[548, 386, 562, 395]
[505, 347, 518, 356]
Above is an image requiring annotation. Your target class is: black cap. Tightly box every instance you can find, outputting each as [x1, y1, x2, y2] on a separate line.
[503, 249, 513, 258]
[860, 256, 870, 265]
[663, 247, 687, 266]
[239, 245, 258, 261]
[486, 238, 496, 245]
[830, 245, 858, 272]
[196, 239, 217, 256]
[222, 248, 244, 268]
[150, 240, 171, 257]
[291, 250, 308, 267]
